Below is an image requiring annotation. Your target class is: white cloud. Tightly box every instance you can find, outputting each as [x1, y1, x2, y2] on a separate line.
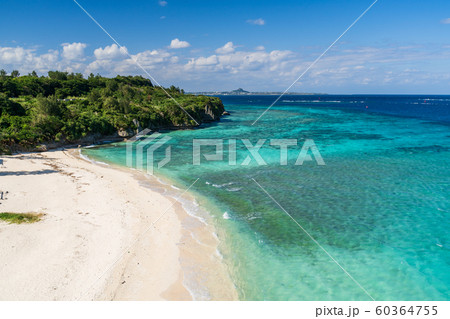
[0, 46, 30, 64]
[87, 49, 174, 74]
[34, 50, 60, 70]
[1, 41, 450, 93]
[186, 48, 294, 76]
[158, 1, 167, 7]
[188, 55, 219, 67]
[94, 44, 128, 60]
[169, 38, 191, 49]
[216, 42, 236, 54]
[247, 18, 265, 26]
[133, 49, 172, 66]
[441, 18, 450, 24]
[255, 45, 265, 51]
[0, 46, 61, 73]
[61, 42, 87, 60]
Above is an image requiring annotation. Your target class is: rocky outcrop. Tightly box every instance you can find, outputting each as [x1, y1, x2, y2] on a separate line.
[117, 128, 134, 137]
[132, 119, 142, 132]
[202, 104, 218, 122]
[201, 100, 225, 123]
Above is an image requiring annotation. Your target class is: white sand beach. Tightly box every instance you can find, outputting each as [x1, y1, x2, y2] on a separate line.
[0, 150, 237, 301]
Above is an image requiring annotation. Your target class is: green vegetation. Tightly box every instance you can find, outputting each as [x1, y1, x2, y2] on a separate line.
[0, 212, 44, 224]
[0, 70, 224, 154]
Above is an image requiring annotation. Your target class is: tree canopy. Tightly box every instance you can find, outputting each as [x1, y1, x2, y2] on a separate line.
[0, 71, 224, 154]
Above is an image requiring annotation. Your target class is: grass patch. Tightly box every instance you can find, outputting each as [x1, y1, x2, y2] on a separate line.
[0, 212, 44, 224]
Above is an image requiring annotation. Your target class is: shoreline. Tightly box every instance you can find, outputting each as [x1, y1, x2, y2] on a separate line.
[81, 146, 241, 300]
[92, 152, 239, 301]
[0, 149, 237, 300]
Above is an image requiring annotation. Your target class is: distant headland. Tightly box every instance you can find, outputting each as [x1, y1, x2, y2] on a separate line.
[190, 88, 326, 96]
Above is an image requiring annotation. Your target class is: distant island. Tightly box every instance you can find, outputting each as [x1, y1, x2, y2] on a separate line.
[190, 88, 326, 96]
[0, 70, 225, 154]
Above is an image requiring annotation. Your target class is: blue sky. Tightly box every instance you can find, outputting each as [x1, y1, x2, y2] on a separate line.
[1, 0, 450, 93]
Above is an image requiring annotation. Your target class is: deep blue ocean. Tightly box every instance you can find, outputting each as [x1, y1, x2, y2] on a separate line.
[85, 95, 450, 300]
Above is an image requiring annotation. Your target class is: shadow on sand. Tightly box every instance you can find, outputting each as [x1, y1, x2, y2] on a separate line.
[0, 169, 58, 176]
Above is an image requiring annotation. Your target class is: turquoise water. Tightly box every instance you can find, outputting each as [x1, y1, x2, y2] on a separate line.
[84, 95, 450, 300]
